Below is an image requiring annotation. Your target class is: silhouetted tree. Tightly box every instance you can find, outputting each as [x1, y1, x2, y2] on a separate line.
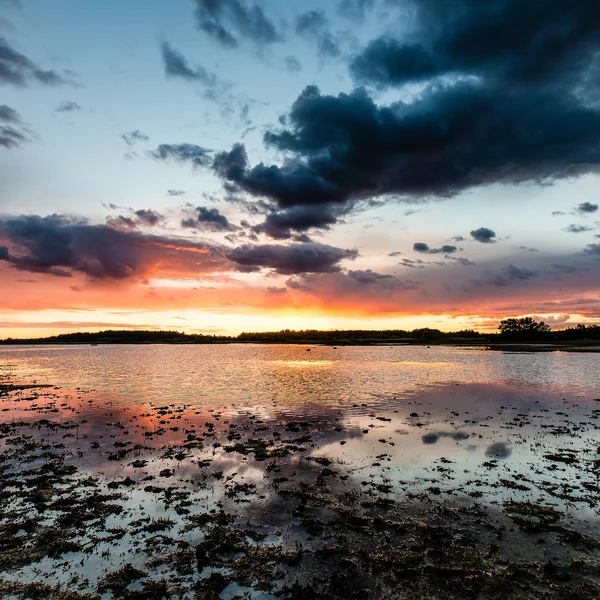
[498, 317, 550, 341]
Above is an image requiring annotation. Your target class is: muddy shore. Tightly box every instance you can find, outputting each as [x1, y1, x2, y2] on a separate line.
[1, 374, 600, 599]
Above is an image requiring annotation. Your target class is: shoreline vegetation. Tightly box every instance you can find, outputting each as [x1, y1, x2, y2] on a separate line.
[2, 319, 600, 350]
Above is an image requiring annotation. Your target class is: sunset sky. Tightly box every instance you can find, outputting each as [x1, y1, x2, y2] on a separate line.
[1, 0, 600, 338]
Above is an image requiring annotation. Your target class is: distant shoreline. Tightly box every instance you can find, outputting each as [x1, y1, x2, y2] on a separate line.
[2, 337, 600, 352]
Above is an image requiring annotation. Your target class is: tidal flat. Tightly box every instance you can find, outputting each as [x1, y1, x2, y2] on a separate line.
[1, 345, 600, 599]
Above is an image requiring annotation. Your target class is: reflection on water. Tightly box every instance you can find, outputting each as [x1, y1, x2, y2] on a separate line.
[1, 344, 599, 412]
[273, 360, 335, 366]
[1, 344, 600, 596]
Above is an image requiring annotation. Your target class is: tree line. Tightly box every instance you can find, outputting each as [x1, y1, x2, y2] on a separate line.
[1, 320, 599, 345]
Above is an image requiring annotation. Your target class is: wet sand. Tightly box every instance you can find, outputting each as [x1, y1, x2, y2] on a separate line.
[1, 364, 600, 600]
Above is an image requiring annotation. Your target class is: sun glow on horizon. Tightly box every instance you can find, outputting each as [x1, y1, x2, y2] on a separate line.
[0, 307, 598, 341]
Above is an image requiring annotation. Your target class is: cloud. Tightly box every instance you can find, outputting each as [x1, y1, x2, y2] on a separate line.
[446, 256, 476, 266]
[265, 286, 287, 295]
[151, 143, 212, 167]
[134, 209, 163, 227]
[295, 10, 341, 59]
[0, 214, 228, 279]
[183, 206, 236, 232]
[106, 209, 164, 231]
[204, 2, 600, 236]
[193, 0, 283, 48]
[161, 41, 218, 86]
[480, 263, 538, 288]
[253, 204, 345, 239]
[388, 251, 402, 257]
[105, 215, 137, 231]
[213, 64, 600, 238]
[122, 129, 149, 146]
[227, 242, 358, 274]
[470, 227, 496, 243]
[583, 243, 600, 256]
[398, 258, 426, 269]
[564, 223, 594, 233]
[576, 201, 598, 214]
[413, 242, 457, 254]
[347, 269, 393, 284]
[0, 320, 167, 330]
[552, 211, 566, 216]
[285, 56, 302, 73]
[56, 100, 80, 112]
[350, 1, 600, 89]
[0, 103, 29, 148]
[167, 189, 186, 197]
[337, 0, 374, 22]
[0, 103, 20, 122]
[0, 124, 27, 148]
[0, 37, 69, 86]
[505, 264, 537, 280]
[285, 270, 419, 305]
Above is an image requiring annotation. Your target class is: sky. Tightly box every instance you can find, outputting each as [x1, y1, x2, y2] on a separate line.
[1, 0, 600, 338]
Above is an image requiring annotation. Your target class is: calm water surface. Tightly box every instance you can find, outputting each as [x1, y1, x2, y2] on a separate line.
[2, 344, 599, 413]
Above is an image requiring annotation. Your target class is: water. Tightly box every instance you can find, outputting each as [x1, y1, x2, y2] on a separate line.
[1, 344, 599, 597]
[2, 344, 598, 413]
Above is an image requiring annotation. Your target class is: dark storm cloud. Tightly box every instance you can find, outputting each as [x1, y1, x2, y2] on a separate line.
[413, 242, 457, 254]
[190, 206, 236, 232]
[122, 130, 149, 147]
[576, 202, 599, 214]
[0, 103, 28, 148]
[253, 204, 344, 239]
[0, 214, 228, 279]
[202, 1, 600, 238]
[193, 0, 283, 48]
[295, 10, 341, 59]
[214, 70, 600, 233]
[161, 42, 218, 86]
[56, 101, 80, 112]
[470, 227, 496, 243]
[151, 143, 212, 167]
[0, 37, 68, 86]
[564, 223, 594, 233]
[227, 242, 358, 274]
[350, 0, 600, 89]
